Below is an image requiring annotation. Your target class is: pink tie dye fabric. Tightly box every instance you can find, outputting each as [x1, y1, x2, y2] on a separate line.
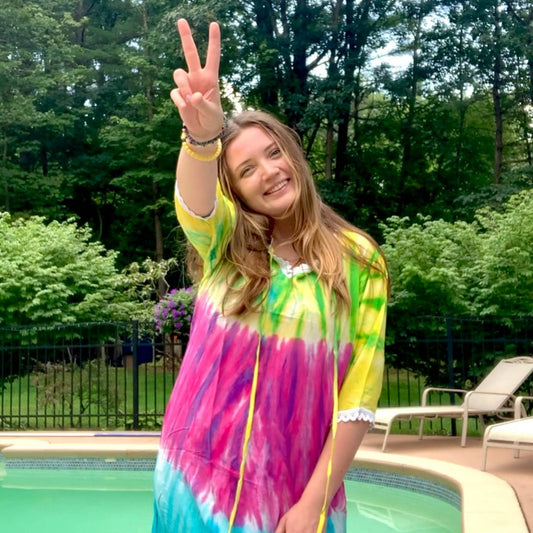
[151, 185, 387, 533]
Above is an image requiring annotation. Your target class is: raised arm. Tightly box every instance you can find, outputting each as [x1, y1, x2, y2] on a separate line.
[171, 19, 225, 217]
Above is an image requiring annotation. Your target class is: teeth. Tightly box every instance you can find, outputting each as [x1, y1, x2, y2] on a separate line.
[266, 180, 287, 195]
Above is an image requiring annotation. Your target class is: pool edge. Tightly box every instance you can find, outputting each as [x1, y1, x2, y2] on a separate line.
[354, 451, 528, 533]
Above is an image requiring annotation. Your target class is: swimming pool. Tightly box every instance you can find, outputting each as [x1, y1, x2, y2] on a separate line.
[0, 458, 460, 533]
[0, 431, 527, 532]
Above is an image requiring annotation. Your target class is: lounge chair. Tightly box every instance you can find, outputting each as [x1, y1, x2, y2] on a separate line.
[373, 356, 533, 452]
[481, 396, 533, 470]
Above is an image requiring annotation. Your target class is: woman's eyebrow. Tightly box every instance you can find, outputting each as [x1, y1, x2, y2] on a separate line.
[264, 142, 277, 153]
[233, 142, 278, 175]
[235, 158, 253, 173]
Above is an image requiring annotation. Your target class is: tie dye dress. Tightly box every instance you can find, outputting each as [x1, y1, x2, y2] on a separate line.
[152, 184, 388, 533]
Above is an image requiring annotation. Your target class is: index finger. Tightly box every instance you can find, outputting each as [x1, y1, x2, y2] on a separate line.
[177, 18, 202, 72]
[205, 22, 221, 75]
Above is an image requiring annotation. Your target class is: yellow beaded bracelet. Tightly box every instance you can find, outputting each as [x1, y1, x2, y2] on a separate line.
[181, 137, 222, 162]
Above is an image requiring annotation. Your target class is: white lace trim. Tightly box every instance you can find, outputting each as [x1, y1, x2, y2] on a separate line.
[337, 407, 375, 426]
[271, 255, 312, 278]
[175, 181, 217, 220]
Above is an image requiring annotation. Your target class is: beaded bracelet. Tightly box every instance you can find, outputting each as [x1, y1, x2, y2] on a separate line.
[181, 138, 222, 162]
[182, 125, 224, 146]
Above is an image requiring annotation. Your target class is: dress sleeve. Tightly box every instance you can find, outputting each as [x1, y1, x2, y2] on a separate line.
[174, 180, 235, 275]
[337, 241, 388, 424]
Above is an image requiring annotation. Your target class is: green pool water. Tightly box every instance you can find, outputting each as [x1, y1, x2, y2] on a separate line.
[0, 468, 460, 532]
[345, 477, 461, 532]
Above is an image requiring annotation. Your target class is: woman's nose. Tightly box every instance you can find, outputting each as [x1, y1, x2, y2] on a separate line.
[260, 159, 278, 179]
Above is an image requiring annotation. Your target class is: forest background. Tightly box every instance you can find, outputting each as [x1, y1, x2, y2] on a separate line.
[1, 0, 532, 332]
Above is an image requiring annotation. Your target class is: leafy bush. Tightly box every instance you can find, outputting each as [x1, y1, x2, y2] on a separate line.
[381, 189, 533, 376]
[0, 213, 142, 325]
[381, 189, 533, 319]
[31, 360, 122, 428]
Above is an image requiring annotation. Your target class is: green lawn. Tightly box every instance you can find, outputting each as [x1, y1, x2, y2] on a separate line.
[0, 362, 178, 430]
[378, 367, 484, 437]
[1, 363, 484, 436]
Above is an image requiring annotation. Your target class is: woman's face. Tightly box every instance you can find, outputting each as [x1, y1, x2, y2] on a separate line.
[225, 126, 297, 220]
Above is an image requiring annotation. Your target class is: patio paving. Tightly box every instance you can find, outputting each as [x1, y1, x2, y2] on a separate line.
[361, 431, 533, 532]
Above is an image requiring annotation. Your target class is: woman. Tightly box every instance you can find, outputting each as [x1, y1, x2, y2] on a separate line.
[152, 19, 388, 533]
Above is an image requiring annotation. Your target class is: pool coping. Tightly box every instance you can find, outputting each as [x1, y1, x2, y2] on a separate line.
[354, 450, 528, 533]
[0, 431, 528, 533]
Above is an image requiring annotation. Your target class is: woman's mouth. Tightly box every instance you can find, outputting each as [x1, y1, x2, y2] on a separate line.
[264, 179, 289, 195]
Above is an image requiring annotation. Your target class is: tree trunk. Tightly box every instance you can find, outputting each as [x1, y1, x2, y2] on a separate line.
[286, 0, 311, 130]
[74, 0, 97, 45]
[325, 124, 334, 180]
[334, 0, 372, 182]
[1, 134, 8, 211]
[253, 0, 279, 109]
[400, 9, 423, 188]
[335, 0, 356, 182]
[492, 1, 504, 184]
[140, 3, 165, 297]
[324, 0, 342, 180]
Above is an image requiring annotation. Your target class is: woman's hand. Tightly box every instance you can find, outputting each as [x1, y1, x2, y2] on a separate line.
[274, 499, 324, 533]
[171, 19, 224, 141]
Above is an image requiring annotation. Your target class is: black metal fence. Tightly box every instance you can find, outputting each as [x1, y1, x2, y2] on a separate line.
[0, 321, 182, 430]
[0, 316, 532, 430]
[383, 314, 533, 407]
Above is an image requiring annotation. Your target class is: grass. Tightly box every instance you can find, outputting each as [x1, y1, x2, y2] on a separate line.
[378, 367, 485, 438]
[0, 361, 179, 431]
[1, 363, 484, 436]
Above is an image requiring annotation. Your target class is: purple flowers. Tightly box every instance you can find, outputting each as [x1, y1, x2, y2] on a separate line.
[154, 286, 196, 336]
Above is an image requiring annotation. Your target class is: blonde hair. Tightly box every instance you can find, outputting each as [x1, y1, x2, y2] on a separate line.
[196, 110, 385, 315]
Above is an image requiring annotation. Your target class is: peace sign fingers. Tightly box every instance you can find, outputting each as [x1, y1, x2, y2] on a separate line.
[173, 19, 223, 137]
[204, 22, 221, 77]
[177, 18, 202, 73]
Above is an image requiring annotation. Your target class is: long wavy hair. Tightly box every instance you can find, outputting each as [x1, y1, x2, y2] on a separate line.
[191, 110, 386, 315]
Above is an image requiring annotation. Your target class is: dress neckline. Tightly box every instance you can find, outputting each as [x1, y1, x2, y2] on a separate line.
[271, 254, 312, 278]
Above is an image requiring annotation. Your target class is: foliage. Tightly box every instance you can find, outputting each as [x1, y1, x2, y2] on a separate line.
[381, 189, 533, 373]
[0, 213, 143, 326]
[31, 360, 122, 429]
[2, 0, 532, 267]
[471, 189, 533, 315]
[381, 216, 477, 318]
[121, 257, 181, 322]
[124, 410, 163, 431]
[1, 0, 532, 334]
[154, 286, 196, 338]
[382, 189, 533, 318]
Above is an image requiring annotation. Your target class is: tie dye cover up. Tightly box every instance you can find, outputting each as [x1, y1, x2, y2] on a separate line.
[152, 184, 388, 533]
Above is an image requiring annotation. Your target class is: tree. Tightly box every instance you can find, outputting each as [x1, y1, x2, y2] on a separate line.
[380, 189, 532, 374]
[381, 188, 533, 319]
[0, 213, 141, 326]
[470, 189, 533, 315]
[1, 0, 531, 276]
[0, 0, 85, 217]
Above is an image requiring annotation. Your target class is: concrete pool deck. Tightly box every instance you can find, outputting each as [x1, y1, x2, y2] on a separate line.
[0, 430, 530, 532]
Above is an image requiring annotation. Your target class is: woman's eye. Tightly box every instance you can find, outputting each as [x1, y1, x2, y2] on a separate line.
[241, 166, 253, 177]
[270, 148, 281, 158]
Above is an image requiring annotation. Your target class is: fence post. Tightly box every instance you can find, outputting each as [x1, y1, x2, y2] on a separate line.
[445, 315, 457, 436]
[132, 320, 139, 430]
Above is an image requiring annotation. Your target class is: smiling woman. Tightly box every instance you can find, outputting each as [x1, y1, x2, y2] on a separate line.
[224, 126, 296, 223]
[153, 18, 389, 533]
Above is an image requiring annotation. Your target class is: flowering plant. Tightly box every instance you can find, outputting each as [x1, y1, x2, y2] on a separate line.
[154, 286, 196, 338]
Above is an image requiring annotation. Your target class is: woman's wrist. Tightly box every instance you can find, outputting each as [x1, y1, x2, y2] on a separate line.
[181, 135, 222, 162]
[182, 125, 223, 146]
[182, 118, 226, 146]
[299, 485, 327, 510]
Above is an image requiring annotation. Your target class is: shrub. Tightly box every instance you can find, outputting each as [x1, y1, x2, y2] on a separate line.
[154, 287, 196, 340]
